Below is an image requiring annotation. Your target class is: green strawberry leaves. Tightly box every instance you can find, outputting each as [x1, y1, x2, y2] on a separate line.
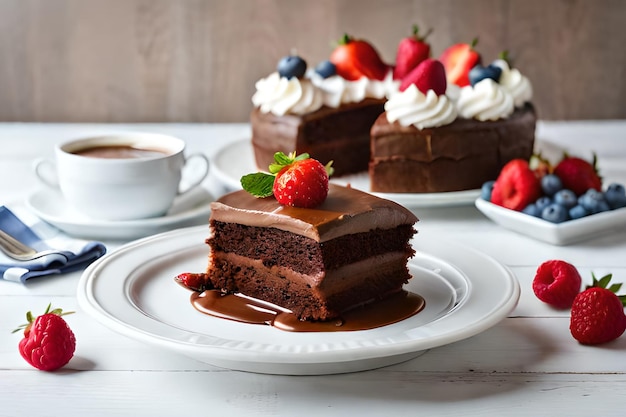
[587, 272, 626, 306]
[241, 151, 333, 198]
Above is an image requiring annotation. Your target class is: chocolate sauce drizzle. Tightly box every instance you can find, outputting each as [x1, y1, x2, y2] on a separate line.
[190, 290, 425, 332]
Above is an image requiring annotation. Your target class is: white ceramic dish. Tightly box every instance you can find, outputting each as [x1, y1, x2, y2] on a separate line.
[25, 188, 213, 241]
[211, 139, 480, 208]
[475, 198, 626, 245]
[77, 225, 519, 375]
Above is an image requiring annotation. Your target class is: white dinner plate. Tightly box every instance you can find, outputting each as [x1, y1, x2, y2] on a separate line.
[475, 198, 626, 245]
[211, 139, 480, 208]
[77, 225, 519, 375]
[25, 188, 214, 241]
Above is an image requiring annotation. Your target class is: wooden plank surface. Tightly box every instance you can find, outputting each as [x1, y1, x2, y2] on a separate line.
[0, 0, 624, 122]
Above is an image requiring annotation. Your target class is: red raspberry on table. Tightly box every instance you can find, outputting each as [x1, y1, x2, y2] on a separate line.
[13, 304, 76, 371]
[570, 273, 626, 345]
[532, 260, 582, 309]
[491, 159, 541, 211]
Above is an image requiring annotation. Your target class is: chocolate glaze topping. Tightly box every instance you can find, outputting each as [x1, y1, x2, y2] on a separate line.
[211, 184, 418, 242]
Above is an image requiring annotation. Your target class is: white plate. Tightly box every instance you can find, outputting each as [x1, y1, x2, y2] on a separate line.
[212, 139, 480, 208]
[77, 225, 519, 375]
[475, 198, 626, 245]
[25, 188, 213, 241]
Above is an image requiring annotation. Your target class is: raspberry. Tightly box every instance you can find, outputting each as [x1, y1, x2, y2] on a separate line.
[14, 304, 76, 371]
[532, 260, 582, 309]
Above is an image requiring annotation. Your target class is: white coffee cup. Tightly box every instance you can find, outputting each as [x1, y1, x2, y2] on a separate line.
[34, 132, 210, 221]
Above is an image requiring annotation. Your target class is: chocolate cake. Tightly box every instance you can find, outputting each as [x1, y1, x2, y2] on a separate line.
[251, 99, 385, 177]
[206, 184, 418, 321]
[369, 103, 537, 193]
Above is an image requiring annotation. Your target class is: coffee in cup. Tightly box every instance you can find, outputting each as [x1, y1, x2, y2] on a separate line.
[34, 132, 210, 221]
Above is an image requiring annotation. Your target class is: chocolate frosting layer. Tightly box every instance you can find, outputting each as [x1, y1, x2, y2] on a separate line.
[211, 184, 418, 242]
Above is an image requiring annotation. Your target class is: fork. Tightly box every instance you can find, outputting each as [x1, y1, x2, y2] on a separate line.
[0, 229, 59, 261]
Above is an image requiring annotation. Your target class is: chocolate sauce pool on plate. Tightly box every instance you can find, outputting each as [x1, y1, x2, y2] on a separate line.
[191, 290, 425, 332]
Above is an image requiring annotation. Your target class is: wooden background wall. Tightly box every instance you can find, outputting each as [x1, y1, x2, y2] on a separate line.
[0, 0, 624, 123]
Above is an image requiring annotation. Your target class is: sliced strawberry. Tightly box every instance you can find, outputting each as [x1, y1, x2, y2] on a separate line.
[399, 58, 447, 95]
[491, 159, 541, 211]
[330, 34, 389, 81]
[553, 154, 602, 196]
[393, 24, 432, 80]
[439, 38, 481, 87]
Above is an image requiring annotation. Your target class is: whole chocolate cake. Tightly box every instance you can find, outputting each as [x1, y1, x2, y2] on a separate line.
[206, 184, 418, 321]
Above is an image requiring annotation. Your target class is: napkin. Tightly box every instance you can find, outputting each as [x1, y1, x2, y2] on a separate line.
[0, 206, 107, 284]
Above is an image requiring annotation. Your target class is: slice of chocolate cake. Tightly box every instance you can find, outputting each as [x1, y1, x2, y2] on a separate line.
[206, 184, 418, 321]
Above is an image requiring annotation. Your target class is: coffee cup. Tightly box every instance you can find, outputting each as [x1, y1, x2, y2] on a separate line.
[33, 132, 210, 221]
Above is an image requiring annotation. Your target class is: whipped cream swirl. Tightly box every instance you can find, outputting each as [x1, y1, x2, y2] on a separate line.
[492, 59, 533, 107]
[385, 84, 457, 129]
[308, 69, 398, 108]
[252, 72, 324, 116]
[457, 79, 514, 121]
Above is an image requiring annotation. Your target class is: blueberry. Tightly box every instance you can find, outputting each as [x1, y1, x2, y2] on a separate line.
[569, 204, 588, 220]
[605, 183, 626, 209]
[541, 203, 569, 223]
[540, 174, 563, 196]
[535, 196, 552, 212]
[578, 189, 610, 214]
[481, 180, 495, 201]
[468, 64, 502, 87]
[277, 55, 307, 79]
[314, 60, 336, 78]
[522, 203, 541, 217]
[553, 189, 577, 209]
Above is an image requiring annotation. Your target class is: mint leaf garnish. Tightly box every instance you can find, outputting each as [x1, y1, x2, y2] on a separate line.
[240, 173, 275, 198]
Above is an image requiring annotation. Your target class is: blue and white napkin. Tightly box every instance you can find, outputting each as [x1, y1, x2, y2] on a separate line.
[0, 206, 106, 283]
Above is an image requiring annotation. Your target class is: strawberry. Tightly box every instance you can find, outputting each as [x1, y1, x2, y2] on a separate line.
[570, 273, 626, 345]
[529, 153, 552, 180]
[399, 58, 447, 95]
[532, 260, 582, 309]
[13, 304, 76, 371]
[491, 159, 541, 211]
[329, 34, 389, 81]
[393, 24, 432, 80]
[175, 272, 211, 292]
[439, 38, 481, 87]
[553, 154, 602, 196]
[241, 152, 333, 208]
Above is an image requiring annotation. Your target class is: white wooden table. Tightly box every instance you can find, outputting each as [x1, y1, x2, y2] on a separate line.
[1, 122, 625, 417]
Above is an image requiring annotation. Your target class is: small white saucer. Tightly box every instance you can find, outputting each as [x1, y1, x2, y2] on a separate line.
[25, 187, 213, 241]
